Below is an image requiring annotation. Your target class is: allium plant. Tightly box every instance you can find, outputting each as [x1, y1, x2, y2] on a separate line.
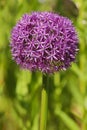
[10, 12, 78, 73]
[10, 12, 78, 130]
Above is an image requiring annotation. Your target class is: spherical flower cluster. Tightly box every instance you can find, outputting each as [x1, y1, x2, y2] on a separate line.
[10, 12, 78, 73]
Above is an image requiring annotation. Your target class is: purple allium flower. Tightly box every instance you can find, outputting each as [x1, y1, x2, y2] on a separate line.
[10, 12, 78, 73]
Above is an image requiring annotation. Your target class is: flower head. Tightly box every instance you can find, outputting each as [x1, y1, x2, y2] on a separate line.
[10, 12, 78, 73]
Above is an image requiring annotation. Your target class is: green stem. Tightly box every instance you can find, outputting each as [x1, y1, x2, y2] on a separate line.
[39, 74, 49, 130]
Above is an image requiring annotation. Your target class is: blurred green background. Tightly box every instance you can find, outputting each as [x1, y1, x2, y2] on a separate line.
[0, 0, 87, 130]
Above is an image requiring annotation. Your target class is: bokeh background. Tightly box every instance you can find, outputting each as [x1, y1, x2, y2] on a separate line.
[0, 0, 87, 130]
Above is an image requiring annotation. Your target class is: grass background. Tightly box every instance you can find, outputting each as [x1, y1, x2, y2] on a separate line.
[0, 0, 87, 130]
